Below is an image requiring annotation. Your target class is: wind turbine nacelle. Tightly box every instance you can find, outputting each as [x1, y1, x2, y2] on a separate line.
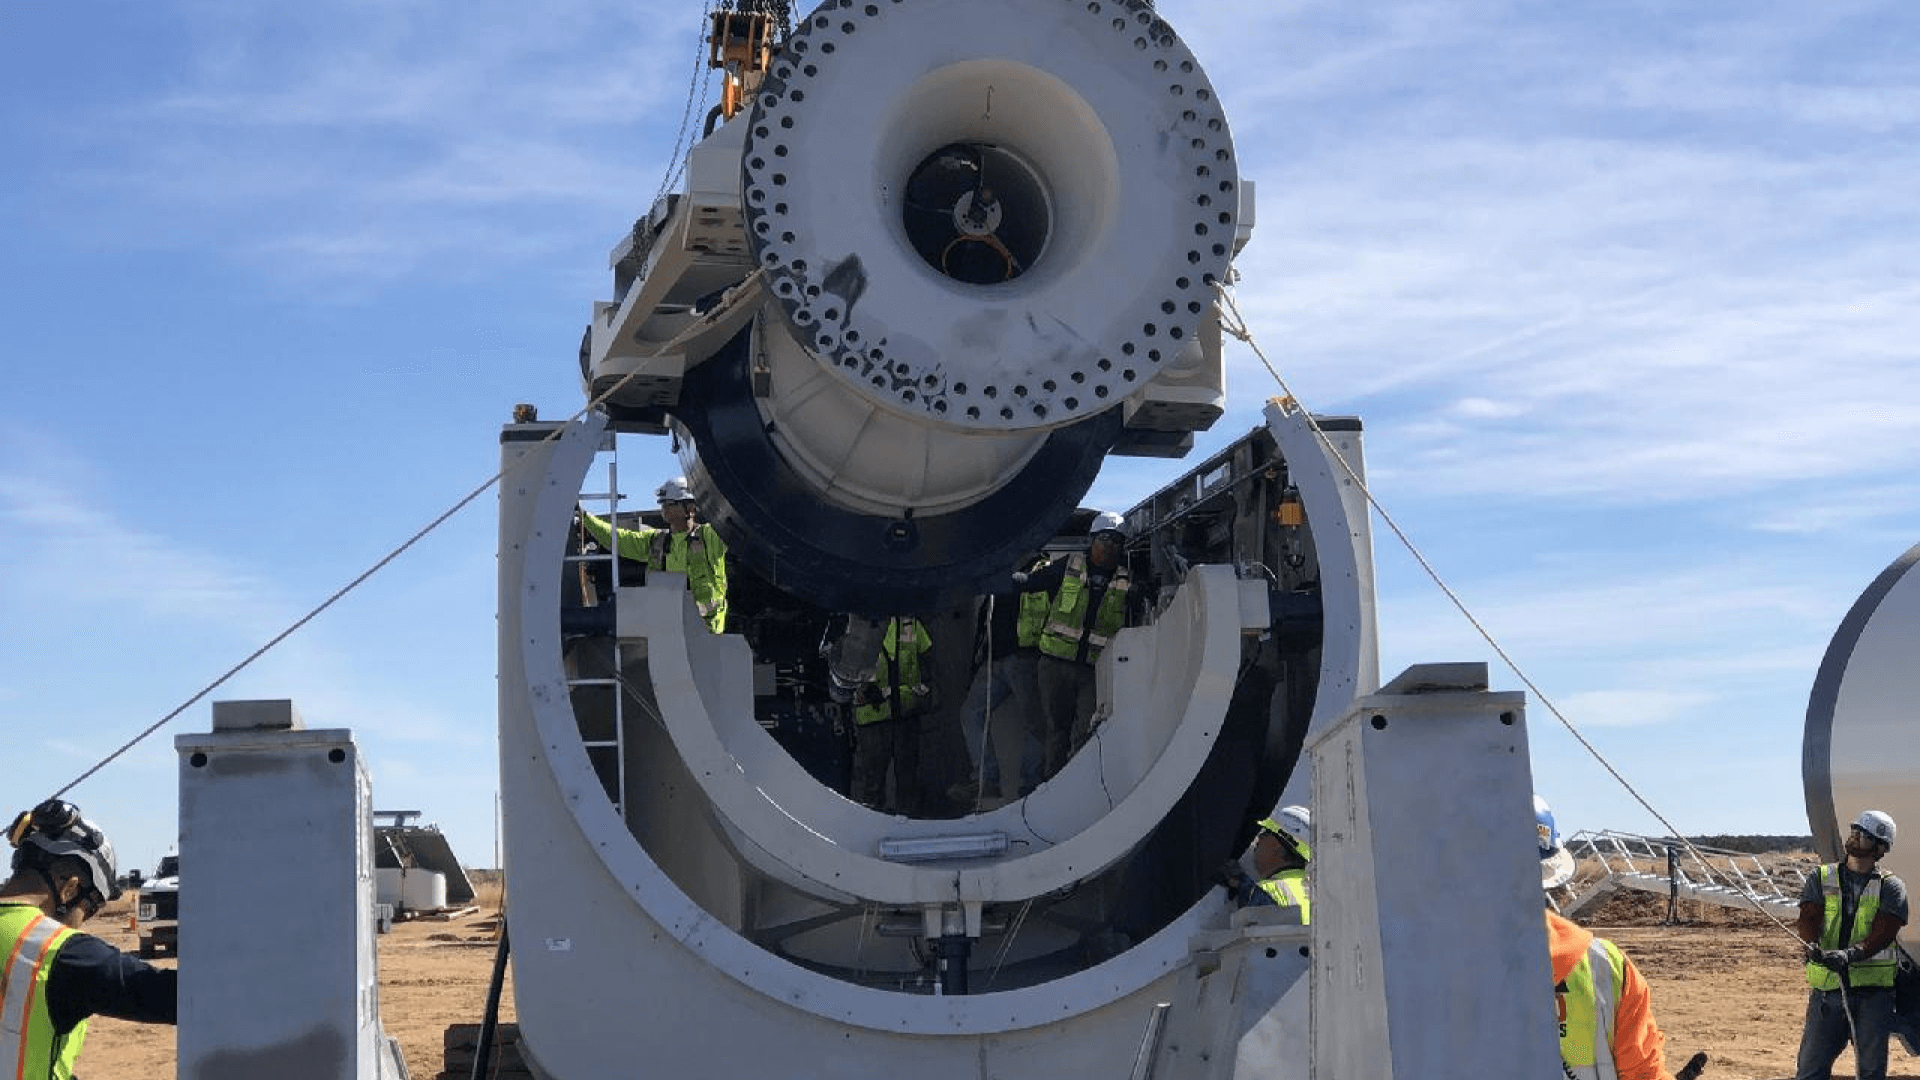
[586, 0, 1250, 612]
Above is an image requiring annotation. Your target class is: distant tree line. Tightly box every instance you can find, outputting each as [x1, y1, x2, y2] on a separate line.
[1566, 835, 1814, 857]
[1684, 835, 1814, 855]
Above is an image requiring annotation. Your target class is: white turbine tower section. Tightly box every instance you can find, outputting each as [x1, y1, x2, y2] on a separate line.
[1806, 541, 1920, 877]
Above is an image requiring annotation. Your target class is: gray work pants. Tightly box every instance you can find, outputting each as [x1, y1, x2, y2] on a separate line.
[852, 713, 923, 817]
[1036, 654, 1097, 779]
[1796, 985, 1895, 1080]
[960, 650, 1043, 798]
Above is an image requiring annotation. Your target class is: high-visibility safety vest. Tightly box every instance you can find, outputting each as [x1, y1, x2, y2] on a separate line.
[1038, 554, 1131, 664]
[1015, 584, 1051, 650]
[1557, 934, 1626, 1080]
[854, 619, 932, 726]
[1256, 871, 1311, 924]
[0, 904, 86, 1080]
[1807, 863, 1900, 990]
[580, 515, 729, 633]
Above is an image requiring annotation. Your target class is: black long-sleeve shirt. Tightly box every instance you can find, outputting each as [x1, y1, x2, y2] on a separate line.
[973, 593, 1023, 666]
[46, 932, 178, 1034]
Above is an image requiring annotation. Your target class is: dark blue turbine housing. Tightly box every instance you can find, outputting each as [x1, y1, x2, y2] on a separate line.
[669, 325, 1120, 617]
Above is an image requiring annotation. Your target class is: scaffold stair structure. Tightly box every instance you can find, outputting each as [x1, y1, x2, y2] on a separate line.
[1552, 830, 1813, 921]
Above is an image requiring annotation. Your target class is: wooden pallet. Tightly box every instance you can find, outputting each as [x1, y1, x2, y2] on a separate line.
[438, 1022, 533, 1080]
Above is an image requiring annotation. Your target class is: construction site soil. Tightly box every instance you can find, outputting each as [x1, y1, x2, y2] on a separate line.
[76, 890, 1920, 1079]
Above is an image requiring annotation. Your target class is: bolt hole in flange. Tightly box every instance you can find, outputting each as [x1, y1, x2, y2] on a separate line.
[737, 1, 1238, 433]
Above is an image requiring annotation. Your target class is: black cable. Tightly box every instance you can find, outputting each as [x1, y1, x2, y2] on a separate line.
[470, 922, 512, 1080]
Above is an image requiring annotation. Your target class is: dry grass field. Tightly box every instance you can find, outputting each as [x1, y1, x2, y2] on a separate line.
[75, 881, 1920, 1079]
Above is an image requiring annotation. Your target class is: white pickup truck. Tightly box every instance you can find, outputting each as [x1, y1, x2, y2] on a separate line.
[135, 853, 179, 958]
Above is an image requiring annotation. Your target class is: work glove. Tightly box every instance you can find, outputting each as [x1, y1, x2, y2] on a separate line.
[1809, 946, 1851, 971]
[859, 684, 886, 706]
[1011, 571, 1030, 585]
[1213, 859, 1250, 893]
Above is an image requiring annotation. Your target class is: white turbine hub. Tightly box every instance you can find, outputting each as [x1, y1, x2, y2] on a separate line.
[742, 0, 1238, 432]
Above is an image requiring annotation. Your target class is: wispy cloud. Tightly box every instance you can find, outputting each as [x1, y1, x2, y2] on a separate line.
[0, 440, 278, 627]
[1212, 126, 1919, 510]
[21, 0, 707, 275]
[1750, 484, 1920, 536]
[1382, 550, 1841, 650]
[0, 430, 499, 864]
[1549, 687, 1718, 729]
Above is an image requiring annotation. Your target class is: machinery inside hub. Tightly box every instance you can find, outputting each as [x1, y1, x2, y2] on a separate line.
[555, 424, 1329, 992]
[902, 142, 1050, 285]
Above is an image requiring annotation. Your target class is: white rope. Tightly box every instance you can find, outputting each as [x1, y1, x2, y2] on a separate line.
[1213, 282, 1807, 941]
[50, 275, 767, 800]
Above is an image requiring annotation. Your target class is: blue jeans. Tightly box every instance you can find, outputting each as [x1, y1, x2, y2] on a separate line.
[959, 652, 1041, 798]
[1797, 986, 1895, 1080]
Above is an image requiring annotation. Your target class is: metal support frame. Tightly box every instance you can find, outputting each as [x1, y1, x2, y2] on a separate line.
[1306, 663, 1560, 1078]
[176, 699, 407, 1079]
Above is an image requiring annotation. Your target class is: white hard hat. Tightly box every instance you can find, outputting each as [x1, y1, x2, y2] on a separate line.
[1088, 510, 1128, 540]
[656, 476, 695, 504]
[8, 800, 121, 903]
[1854, 810, 1897, 851]
[1258, 805, 1313, 861]
[1535, 794, 1575, 889]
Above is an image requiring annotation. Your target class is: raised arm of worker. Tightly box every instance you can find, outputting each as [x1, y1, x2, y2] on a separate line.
[577, 510, 658, 563]
[1008, 558, 1067, 595]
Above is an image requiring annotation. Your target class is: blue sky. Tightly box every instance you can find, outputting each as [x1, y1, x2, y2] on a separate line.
[3, 0, 1915, 873]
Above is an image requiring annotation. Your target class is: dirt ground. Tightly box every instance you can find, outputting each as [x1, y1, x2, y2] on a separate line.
[75, 890, 1920, 1079]
[79, 907, 515, 1080]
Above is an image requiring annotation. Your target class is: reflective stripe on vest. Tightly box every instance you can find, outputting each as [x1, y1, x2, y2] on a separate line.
[1038, 554, 1130, 662]
[1807, 863, 1899, 990]
[1558, 935, 1622, 1080]
[646, 528, 706, 572]
[1256, 871, 1311, 925]
[0, 906, 84, 1080]
[579, 513, 727, 632]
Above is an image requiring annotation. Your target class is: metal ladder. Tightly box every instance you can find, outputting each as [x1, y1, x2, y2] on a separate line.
[565, 431, 630, 818]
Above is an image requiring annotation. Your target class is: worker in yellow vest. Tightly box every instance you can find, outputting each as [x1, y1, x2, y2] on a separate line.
[1538, 795, 1673, 1080]
[579, 476, 729, 633]
[851, 617, 935, 816]
[1221, 806, 1312, 922]
[1015, 511, 1134, 778]
[1796, 809, 1907, 1080]
[1, 800, 176, 1080]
